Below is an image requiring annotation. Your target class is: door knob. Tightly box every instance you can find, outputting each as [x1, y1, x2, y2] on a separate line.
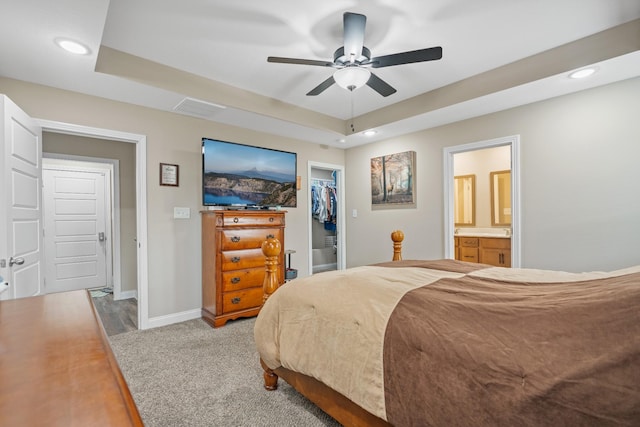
[9, 257, 25, 267]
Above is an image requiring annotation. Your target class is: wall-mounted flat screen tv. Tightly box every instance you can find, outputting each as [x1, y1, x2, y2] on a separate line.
[202, 138, 297, 208]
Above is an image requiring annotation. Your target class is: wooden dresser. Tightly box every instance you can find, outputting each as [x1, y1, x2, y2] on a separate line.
[201, 210, 285, 328]
[0, 291, 143, 426]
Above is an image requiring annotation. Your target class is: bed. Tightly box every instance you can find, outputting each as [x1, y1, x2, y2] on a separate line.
[254, 233, 640, 426]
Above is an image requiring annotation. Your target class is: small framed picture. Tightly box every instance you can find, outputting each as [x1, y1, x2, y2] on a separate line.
[160, 163, 179, 187]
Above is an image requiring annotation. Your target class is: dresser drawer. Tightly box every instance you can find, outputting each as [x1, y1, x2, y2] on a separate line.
[222, 213, 285, 228]
[221, 267, 264, 292]
[221, 248, 265, 271]
[222, 287, 263, 313]
[220, 228, 282, 251]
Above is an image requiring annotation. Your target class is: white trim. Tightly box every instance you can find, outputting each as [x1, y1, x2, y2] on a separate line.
[37, 119, 150, 329]
[42, 154, 121, 299]
[119, 289, 137, 300]
[308, 161, 346, 276]
[443, 135, 521, 267]
[147, 308, 201, 329]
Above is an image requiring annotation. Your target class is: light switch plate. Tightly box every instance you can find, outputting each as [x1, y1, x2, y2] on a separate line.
[173, 207, 190, 219]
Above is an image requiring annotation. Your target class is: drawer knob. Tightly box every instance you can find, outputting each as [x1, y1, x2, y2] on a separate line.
[233, 217, 239, 223]
[269, 217, 274, 222]
[266, 234, 274, 239]
[231, 256, 241, 263]
[231, 277, 241, 284]
[231, 236, 240, 243]
[231, 297, 241, 304]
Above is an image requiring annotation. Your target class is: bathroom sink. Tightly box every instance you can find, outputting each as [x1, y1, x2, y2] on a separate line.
[458, 233, 505, 237]
[455, 228, 511, 237]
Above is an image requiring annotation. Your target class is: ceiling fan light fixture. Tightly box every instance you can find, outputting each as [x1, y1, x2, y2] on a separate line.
[333, 67, 371, 91]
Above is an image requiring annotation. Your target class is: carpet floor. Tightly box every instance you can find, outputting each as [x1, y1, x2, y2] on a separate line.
[109, 317, 341, 427]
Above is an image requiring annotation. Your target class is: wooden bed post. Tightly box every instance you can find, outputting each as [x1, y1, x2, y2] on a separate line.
[391, 230, 404, 261]
[261, 236, 282, 305]
[261, 237, 282, 391]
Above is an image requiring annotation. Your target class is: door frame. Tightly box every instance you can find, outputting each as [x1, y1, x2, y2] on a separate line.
[37, 119, 149, 330]
[42, 155, 118, 296]
[307, 161, 346, 275]
[443, 135, 521, 267]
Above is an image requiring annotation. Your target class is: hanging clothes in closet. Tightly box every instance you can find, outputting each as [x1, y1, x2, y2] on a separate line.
[311, 178, 337, 231]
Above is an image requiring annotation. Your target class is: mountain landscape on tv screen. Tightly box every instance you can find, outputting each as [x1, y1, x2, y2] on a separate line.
[203, 171, 296, 207]
[235, 167, 293, 183]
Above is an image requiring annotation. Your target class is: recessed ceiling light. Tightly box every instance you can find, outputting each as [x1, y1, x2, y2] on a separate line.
[568, 67, 597, 79]
[363, 130, 377, 137]
[55, 38, 91, 55]
[337, 138, 346, 143]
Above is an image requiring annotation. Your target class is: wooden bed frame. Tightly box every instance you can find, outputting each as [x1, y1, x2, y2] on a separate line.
[258, 230, 404, 427]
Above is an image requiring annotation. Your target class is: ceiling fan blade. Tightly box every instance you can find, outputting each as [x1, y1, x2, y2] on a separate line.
[306, 76, 336, 96]
[366, 72, 397, 97]
[370, 46, 443, 68]
[268, 56, 335, 67]
[343, 12, 366, 61]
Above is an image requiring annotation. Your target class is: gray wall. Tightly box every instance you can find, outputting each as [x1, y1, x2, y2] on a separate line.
[0, 77, 345, 319]
[345, 77, 640, 272]
[2, 75, 638, 322]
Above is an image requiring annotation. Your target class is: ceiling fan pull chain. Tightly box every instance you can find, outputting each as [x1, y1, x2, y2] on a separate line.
[350, 92, 356, 133]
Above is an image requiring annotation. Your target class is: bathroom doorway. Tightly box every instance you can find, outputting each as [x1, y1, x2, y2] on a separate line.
[443, 135, 521, 267]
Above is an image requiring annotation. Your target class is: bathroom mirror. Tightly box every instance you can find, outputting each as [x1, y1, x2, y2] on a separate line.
[490, 170, 511, 226]
[454, 175, 475, 226]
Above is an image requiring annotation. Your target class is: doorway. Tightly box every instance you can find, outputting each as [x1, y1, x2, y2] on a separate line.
[38, 120, 149, 330]
[308, 161, 346, 275]
[443, 135, 521, 267]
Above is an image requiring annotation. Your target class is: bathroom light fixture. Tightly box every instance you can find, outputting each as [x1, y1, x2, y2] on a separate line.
[55, 38, 91, 55]
[568, 67, 597, 79]
[333, 67, 371, 91]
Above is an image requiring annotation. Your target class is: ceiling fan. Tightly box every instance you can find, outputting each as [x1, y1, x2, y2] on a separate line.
[267, 12, 443, 97]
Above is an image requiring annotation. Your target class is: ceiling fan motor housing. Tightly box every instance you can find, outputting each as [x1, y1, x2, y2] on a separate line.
[334, 46, 371, 66]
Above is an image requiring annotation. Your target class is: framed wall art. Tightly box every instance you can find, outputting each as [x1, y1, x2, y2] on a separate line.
[160, 163, 179, 187]
[371, 150, 416, 207]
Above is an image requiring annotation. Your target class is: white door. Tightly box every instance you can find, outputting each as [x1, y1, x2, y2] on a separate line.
[0, 95, 43, 300]
[43, 167, 110, 293]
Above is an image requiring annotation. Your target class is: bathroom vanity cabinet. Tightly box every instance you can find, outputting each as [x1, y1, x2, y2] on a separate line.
[455, 236, 511, 267]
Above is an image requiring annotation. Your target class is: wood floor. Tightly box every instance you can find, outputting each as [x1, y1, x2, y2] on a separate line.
[91, 292, 138, 336]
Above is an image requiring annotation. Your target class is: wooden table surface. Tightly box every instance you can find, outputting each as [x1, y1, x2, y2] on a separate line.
[0, 290, 143, 426]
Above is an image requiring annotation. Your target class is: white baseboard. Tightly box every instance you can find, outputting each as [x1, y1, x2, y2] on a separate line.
[115, 289, 137, 300]
[146, 308, 202, 329]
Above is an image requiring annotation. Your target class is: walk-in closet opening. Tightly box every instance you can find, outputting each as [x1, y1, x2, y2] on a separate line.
[308, 162, 346, 275]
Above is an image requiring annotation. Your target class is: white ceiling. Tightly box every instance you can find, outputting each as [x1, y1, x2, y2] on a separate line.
[1, 0, 640, 148]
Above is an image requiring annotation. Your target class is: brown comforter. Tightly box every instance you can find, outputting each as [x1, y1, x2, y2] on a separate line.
[254, 260, 640, 426]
